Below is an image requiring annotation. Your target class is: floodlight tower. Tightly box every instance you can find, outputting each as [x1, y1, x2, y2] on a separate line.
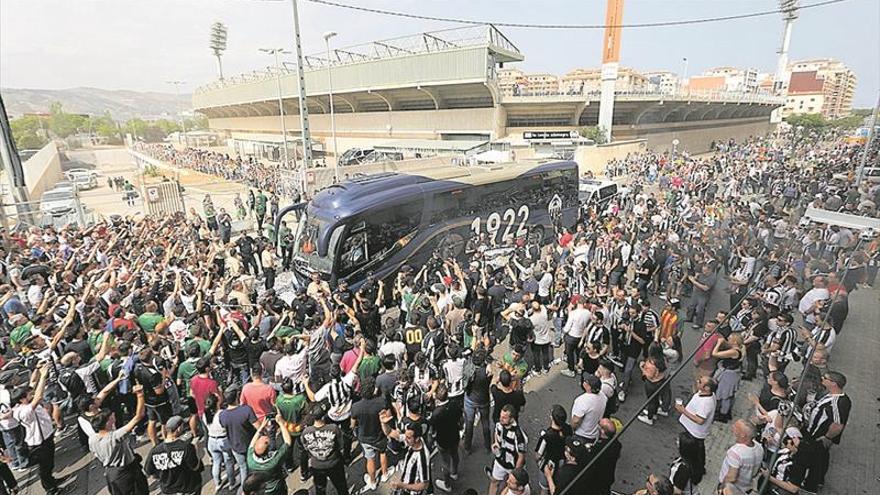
[597, 0, 625, 143]
[774, 0, 800, 94]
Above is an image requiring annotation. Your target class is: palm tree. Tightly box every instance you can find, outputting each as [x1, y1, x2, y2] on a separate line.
[209, 21, 228, 80]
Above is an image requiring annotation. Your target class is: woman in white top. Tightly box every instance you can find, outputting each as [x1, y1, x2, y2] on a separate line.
[203, 394, 236, 489]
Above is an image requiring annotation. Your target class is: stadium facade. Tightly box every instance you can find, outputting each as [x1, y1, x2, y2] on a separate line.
[192, 26, 783, 158]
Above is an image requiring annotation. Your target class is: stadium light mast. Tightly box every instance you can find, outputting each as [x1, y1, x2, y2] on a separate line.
[289, 0, 314, 196]
[597, 0, 625, 143]
[209, 21, 228, 80]
[260, 48, 293, 174]
[774, 0, 799, 94]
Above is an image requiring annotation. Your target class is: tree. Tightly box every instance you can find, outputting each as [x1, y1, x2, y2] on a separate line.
[784, 113, 827, 130]
[91, 113, 123, 144]
[10, 115, 49, 150]
[578, 126, 608, 145]
[47, 101, 87, 138]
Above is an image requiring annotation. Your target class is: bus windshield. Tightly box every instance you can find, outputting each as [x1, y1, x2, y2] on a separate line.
[288, 209, 337, 275]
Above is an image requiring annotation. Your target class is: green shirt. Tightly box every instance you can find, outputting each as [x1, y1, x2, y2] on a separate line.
[88, 330, 115, 354]
[279, 226, 291, 247]
[177, 358, 199, 396]
[273, 326, 299, 339]
[502, 352, 529, 378]
[184, 337, 211, 356]
[275, 393, 307, 434]
[10, 322, 34, 348]
[138, 312, 164, 333]
[256, 194, 267, 213]
[247, 442, 289, 495]
[358, 355, 381, 382]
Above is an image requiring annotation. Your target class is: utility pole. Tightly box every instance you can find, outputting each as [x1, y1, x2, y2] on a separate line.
[290, 0, 314, 196]
[0, 94, 34, 226]
[323, 31, 339, 183]
[855, 91, 880, 187]
[260, 48, 293, 172]
[597, 0, 625, 144]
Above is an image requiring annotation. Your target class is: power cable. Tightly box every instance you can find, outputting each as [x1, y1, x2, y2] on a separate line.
[305, 0, 848, 30]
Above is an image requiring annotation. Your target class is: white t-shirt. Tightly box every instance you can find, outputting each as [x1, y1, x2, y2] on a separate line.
[678, 393, 716, 439]
[718, 441, 764, 490]
[13, 403, 55, 447]
[571, 392, 607, 440]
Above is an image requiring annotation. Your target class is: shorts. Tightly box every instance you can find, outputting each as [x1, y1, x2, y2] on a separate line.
[537, 463, 552, 490]
[360, 438, 388, 460]
[147, 402, 173, 424]
[489, 460, 511, 481]
[44, 383, 66, 405]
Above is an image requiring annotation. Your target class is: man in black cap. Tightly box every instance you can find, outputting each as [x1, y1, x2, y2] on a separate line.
[144, 415, 202, 495]
[551, 436, 589, 495]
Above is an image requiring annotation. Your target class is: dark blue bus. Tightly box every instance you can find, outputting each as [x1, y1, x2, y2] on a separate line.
[276, 160, 579, 289]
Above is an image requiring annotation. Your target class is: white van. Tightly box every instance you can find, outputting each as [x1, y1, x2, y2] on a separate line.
[579, 179, 627, 208]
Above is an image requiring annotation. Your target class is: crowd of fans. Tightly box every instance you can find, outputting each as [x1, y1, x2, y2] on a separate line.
[133, 143, 302, 199]
[0, 128, 877, 495]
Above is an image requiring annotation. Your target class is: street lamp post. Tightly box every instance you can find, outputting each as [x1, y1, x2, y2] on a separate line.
[260, 48, 293, 174]
[165, 80, 188, 148]
[680, 58, 689, 95]
[323, 31, 339, 183]
[165, 80, 187, 183]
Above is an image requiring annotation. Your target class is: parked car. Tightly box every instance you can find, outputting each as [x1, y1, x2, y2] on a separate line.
[39, 188, 76, 217]
[832, 167, 880, 184]
[65, 169, 99, 190]
[361, 150, 404, 164]
[338, 148, 375, 167]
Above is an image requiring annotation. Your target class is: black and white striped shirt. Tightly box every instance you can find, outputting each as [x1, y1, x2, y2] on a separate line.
[771, 326, 798, 362]
[641, 309, 660, 333]
[400, 444, 432, 494]
[494, 421, 528, 470]
[804, 393, 851, 444]
[585, 321, 611, 348]
[314, 374, 355, 421]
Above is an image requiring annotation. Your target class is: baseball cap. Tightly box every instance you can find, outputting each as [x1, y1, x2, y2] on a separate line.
[165, 415, 185, 431]
[784, 427, 802, 439]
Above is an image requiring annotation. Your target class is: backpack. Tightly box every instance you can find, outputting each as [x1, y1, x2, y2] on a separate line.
[59, 366, 86, 397]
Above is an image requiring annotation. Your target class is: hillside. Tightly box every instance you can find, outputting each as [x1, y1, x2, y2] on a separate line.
[0, 86, 192, 120]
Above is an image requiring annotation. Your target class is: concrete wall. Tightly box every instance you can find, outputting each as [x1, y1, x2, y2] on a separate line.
[613, 117, 774, 153]
[66, 148, 135, 167]
[211, 107, 496, 155]
[23, 141, 62, 199]
[575, 140, 649, 175]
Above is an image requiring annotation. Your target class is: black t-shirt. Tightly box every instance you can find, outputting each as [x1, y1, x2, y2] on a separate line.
[429, 401, 462, 449]
[144, 439, 202, 494]
[624, 320, 648, 358]
[535, 424, 572, 470]
[471, 297, 492, 328]
[356, 307, 381, 340]
[351, 396, 386, 446]
[490, 384, 525, 423]
[638, 258, 656, 281]
[487, 284, 508, 314]
[553, 462, 586, 495]
[508, 317, 534, 348]
[466, 365, 491, 405]
[246, 339, 266, 370]
[291, 297, 318, 324]
[224, 329, 249, 366]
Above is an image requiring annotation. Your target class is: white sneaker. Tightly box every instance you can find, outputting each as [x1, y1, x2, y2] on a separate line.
[381, 466, 397, 483]
[435, 480, 452, 492]
[560, 369, 575, 377]
[656, 409, 669, 417]
[450, 473, 459, 481]
[617, 390, 626, 403]
[551, 358, 563, 366]
[362, 474, 378, 492]
[637, 413, 654, 426]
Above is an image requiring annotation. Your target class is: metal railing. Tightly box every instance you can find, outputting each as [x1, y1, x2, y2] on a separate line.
[195, 25, 521, 94]
[502, 90, 785, 105]
[500, 87, 786, 105]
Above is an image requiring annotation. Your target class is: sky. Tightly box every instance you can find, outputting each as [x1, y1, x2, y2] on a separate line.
[1, 0, 877, 106]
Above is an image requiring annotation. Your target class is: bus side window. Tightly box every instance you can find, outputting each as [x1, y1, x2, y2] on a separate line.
[338, 201, 422, 278]
[599, 185, 617, 200]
